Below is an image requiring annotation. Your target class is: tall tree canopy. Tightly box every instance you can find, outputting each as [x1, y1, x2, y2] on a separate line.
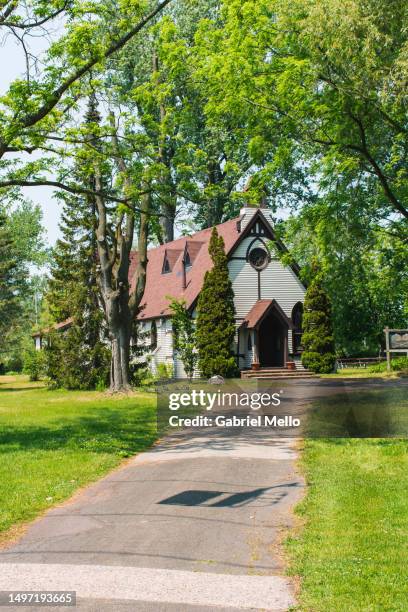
[0, 0, 175, 391]
[109, 1, 253, 244]
[194, 0, 408, 355]
[196, 0, 408, 229]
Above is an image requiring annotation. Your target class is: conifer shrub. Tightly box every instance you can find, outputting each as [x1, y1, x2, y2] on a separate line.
[196, 227, 238, 378]
[45, 327, 110, 390]
[301, 268, 336, 374]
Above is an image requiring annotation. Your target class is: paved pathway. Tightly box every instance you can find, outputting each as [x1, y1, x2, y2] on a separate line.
[0, 389, 308, 611]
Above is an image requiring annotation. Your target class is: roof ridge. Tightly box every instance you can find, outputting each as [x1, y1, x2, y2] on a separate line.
[136, 215, 242, 256]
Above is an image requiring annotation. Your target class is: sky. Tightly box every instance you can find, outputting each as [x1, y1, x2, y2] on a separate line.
[1, 25, 63, 246]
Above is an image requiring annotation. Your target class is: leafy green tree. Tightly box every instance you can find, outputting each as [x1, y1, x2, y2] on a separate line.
[301, 267, 336, 373]
[280, 183, 408, 355]
[168, 297, 197, 379]
[0, 200, 48, 370]
[194, 0, 408, 233]
[110, 1, 252, 243]
[196, 226, 237, 378]
[46, 99, 110, 389]
[197, 0, 407, 357]
[0, 0, 173, 162]
[23, 346, 47, 382]
[0, 212, 19, 351]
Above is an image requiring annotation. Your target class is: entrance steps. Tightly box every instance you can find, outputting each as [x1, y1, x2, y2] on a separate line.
[241, 367, 317, 380]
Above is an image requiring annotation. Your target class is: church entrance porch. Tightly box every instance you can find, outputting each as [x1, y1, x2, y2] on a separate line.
[240, 299, 293, 371]
[258, 311, 287, 367]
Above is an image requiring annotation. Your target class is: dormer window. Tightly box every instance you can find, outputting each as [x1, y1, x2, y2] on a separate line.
[162, 248, 183, 274]
[162, 256, 171, 274]
[184, 251, 191, 270]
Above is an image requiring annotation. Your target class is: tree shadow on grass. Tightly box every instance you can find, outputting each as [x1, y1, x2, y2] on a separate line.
[0, 407, 157, 457]
[0, 386, 45, 393]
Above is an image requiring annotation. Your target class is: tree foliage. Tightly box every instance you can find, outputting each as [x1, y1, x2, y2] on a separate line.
[196, 226, 237, 378]
[279, 184, 408, 355]
[195, 0, 408, 224]
[301, 267, 336, 373]
[0, 212, 19, 347]
[168, 297, 197, 379]
[0, 200, 48, 370]
[109, 2, 252, 243]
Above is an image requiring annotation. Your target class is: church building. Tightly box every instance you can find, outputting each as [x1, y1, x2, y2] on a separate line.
[136, 204, 306, 378]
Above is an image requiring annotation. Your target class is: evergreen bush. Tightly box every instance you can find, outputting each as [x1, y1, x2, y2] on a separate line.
[196, 227, 238, 378]
[301, 267, 336, 374]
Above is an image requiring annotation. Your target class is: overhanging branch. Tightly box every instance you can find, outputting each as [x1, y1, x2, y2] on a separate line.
[0, 178, 171, 218]
[0, 0, 173, 157]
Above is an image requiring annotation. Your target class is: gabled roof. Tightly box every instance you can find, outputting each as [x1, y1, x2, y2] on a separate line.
[132, 216, 243, 320]
[163, 248, 183, 272]
[131, 209, 303, 320]
[241, 300, 294, 330]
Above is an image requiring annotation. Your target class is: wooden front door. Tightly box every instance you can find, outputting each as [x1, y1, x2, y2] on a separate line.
[258, 312, 286, 367]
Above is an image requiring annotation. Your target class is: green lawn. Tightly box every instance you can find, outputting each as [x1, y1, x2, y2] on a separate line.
[288, 385, 408, 611]
[321, 367, 399, 379]
[0, 375, 156, 541]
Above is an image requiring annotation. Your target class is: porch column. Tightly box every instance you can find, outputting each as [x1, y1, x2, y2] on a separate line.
[252, 329, 260, 370]
[284, 332, 289, 366]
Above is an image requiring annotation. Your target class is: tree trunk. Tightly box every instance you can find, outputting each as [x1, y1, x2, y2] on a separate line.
[110, 322, 132, 392]
[160, 199, 176, 243]
[95, 117, 150, 393]
[103, 285, 134, 393]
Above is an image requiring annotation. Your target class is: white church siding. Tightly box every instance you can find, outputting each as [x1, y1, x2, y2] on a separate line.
[229, 231, 306, 361]
[238, 328, 254, 370]
[228, 258, 305, 319]
[152, 318, 174, 375]
[137, 318, 174, 375]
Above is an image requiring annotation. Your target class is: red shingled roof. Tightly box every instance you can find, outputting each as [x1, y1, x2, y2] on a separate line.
[241, 299, 294, 330]
[132, 216, 243, 320]
[241, 300, 273, 329]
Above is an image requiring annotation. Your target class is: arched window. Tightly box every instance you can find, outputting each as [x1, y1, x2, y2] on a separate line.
[292, 302, 303, 354]
[150, 320, 157, 350]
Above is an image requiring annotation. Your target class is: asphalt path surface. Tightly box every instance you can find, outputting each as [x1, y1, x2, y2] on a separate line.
[1, 378, 402, 610]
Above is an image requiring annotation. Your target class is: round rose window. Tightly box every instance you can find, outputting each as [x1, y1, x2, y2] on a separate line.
[248, 248, 269, 270]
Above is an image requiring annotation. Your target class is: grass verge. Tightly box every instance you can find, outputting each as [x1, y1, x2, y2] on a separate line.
[288, 435, 408, 609]
[321, 367, 399, 379]
[0, 375, 156, 541]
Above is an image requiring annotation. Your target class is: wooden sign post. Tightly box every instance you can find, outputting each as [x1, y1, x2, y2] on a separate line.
[384, 327, 408, 371]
